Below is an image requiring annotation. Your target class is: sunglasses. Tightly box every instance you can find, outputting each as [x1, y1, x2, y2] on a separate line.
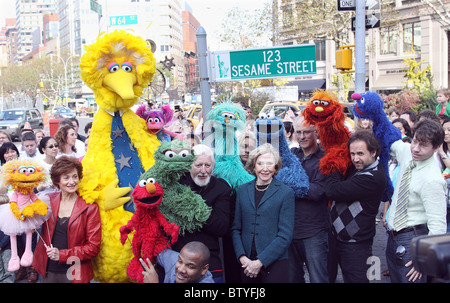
[47, 144, 59, 149]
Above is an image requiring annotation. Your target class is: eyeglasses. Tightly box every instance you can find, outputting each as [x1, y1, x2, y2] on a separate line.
[46, 144, 59, 149]
[295, 130, 315, 135]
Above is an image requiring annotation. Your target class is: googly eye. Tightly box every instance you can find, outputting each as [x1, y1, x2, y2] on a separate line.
[108, 62, 120, 73]
[312, 100, 320, 106]
[121, 62, 133, 72]
[147, 118, 153, 123]
[178, 149, 190, 157]
[360, 97, 365, 104]
[164, 150, 177, 158]
[138, 179, 147, 187]
[258, 113, 267, 120]
[146, 178, 155, 184]
[18, 166, 27, 174]
[267, 112, 275, 119]
[220, 112, 236, 120]
[27, 167, 36, 174]
[154, 117, 161, 123]
[321, 101, 329, 106]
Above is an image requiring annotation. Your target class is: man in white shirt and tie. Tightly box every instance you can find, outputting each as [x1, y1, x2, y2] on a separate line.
[386, 118, 447, 283]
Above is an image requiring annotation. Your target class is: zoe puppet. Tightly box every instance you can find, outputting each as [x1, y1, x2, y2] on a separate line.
[136, 104, 182, 142]
[0, 159, 50, 272]
[120, 176, 179, 283]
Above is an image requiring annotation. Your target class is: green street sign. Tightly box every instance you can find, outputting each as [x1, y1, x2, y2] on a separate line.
[90, 0, 102, 15]
[110, 15, 138, 26]
[211, 44, 316, 82]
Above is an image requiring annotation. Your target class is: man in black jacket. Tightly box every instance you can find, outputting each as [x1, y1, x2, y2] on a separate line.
[172, 144, 232, 283]
[288, 116, 329, 283]
[326, 130, 387, 283]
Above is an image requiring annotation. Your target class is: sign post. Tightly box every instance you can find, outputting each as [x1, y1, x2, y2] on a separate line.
[210, 44, 316, 82]
[355, 0, 366, 93]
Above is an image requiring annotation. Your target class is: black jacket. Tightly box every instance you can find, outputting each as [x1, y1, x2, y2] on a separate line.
[172, 173, 232, 277]
[291, 146, 330, 239]
[326, 160, 387, 243]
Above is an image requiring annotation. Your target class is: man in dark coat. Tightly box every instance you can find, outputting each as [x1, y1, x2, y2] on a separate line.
[172, 144, 232, 283]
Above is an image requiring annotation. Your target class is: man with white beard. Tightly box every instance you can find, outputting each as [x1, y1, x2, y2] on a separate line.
[172, 144, 233, 283]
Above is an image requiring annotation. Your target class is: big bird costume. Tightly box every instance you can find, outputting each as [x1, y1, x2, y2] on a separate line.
[78, 30, 160, 282]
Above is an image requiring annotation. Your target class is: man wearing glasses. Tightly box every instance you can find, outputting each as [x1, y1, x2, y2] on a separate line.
[288, 116, 329, 283]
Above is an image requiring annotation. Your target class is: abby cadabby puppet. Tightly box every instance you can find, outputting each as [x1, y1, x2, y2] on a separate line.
[0, 159, 51, 272]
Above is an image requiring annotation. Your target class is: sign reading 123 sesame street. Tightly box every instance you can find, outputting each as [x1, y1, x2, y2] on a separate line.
[210, 44, 316, 82]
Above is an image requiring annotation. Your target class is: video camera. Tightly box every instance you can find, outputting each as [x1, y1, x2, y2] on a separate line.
[411, 234, 450, 282]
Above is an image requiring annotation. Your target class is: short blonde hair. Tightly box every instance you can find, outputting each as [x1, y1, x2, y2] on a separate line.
[245, 143, 282, 176]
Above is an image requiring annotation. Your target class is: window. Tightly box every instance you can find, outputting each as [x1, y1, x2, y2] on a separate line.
[403, 22, 421, 52]
[315, 40, 326, 61]
[380, 26, 398, 55]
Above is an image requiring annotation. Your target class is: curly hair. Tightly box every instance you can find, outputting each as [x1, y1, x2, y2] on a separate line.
[54, 124, 77, 154]
[50, 155, 83, 189]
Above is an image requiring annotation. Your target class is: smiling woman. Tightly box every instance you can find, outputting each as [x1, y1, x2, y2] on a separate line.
[32, 156, 102, 283]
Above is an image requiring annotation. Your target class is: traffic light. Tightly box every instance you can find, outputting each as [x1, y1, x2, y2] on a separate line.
[39, 80, 44, 88]
[336, 45, 354, 73]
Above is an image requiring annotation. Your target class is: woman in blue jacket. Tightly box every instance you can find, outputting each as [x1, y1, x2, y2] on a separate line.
[232, 143, 295, 283]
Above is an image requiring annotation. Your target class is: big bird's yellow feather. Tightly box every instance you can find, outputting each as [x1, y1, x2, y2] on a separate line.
[78, 30, 160, 283]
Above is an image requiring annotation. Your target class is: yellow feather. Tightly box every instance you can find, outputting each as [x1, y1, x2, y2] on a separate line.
[79, 30, 159, 283]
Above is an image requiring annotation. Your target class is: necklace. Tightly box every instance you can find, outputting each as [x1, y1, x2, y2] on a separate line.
[255, 182, 270, 192]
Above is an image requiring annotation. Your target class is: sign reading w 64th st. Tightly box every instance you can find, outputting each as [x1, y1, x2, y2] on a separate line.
[210, 44, 316, 82]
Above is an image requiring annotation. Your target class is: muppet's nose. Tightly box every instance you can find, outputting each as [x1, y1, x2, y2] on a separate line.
[146, 182, 156, 194]
[351, 93, 362, 100]
[315, 107, 324, 113]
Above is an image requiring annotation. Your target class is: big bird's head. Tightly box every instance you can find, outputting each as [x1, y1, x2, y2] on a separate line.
[80, 30, 156, 112]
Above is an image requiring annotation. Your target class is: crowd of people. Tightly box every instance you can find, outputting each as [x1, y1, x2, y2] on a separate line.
[0, 88, 449, 284]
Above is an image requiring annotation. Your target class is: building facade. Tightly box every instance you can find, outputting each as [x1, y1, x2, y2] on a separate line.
[273, 0, 450, 99]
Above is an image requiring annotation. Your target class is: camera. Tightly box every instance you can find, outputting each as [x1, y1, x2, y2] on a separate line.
[411, 234, 450, 282]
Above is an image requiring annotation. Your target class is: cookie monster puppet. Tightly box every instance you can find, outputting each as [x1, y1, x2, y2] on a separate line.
[205, 102, 255, 191]
[351, 91, 402, 201]
[255, 112, 309, 197]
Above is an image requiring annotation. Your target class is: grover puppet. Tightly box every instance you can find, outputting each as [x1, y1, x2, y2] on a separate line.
[351, 91, 402, 200]
[120, 176, 179, 283]
[256, 112, 309, 197]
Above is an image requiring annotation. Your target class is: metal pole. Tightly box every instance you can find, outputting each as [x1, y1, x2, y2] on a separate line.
[355, 0, 366, 93]
[196, 26, 212, 122]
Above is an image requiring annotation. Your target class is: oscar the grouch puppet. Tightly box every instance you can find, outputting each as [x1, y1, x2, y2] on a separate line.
[145, 140, 212, 235]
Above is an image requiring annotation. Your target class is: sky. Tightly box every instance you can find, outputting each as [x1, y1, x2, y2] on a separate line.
[0, 0, 269, 50]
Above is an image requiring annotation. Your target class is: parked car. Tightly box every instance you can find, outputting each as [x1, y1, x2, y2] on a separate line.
[0, 108, 44, 141]
[53, 107, 76, 119]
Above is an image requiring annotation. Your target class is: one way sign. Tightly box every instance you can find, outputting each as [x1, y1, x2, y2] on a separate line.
[351, 13, 381, 31]
[337, 0, 380, 11]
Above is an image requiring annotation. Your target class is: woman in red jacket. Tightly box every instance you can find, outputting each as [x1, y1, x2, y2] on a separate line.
[33, 156, 101, 283]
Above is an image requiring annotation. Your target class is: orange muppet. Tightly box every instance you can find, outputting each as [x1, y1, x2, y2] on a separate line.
[302, 89, 351, 175]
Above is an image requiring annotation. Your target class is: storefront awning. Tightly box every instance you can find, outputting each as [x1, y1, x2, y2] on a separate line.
[288, 79, 326, 92]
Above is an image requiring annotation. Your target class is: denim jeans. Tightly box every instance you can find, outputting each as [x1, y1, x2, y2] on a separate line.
[288, 230, 329, 283]
[328, 236, 373, 283]
[386, 226, 428, 283]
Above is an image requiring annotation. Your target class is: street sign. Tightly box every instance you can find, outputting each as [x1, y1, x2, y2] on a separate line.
[351, 13, 381, 31]
[337, 0, 380, 11]
[90, 0, 102, 15]
[210, 44, 316, 82]
[110, 15, 138, 26]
